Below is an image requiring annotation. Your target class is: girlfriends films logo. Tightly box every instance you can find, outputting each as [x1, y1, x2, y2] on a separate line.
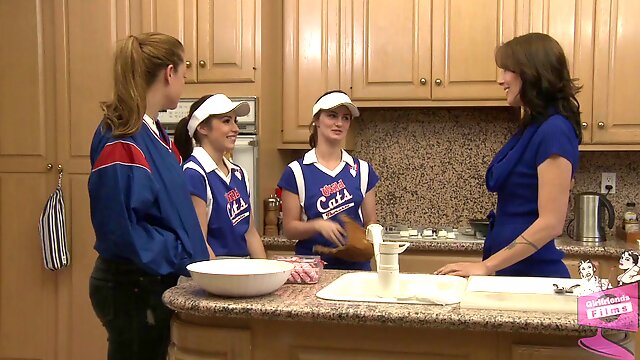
[577, 282, 638, 359]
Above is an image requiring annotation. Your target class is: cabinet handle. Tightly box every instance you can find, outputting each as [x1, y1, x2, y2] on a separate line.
[419, 78, 427, 85]
[198, 60, 206, 68]
[57, 164, 63, 173]
[185, 61, 192, 69]
[435, 78, 443, 86]
[597, 122, 605, 128]
[581, 122, 588, 129]
[46, 163, 53, 171]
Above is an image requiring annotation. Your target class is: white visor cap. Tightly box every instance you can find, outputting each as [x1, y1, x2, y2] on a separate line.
[312, 92, 360, 118]
[187, 94, 250, 137]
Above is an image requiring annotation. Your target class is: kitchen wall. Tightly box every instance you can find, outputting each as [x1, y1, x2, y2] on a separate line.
[353, 107, 640, 233]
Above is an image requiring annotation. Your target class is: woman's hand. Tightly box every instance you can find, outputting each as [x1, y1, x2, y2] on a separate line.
[434, 262, 492, 277]
[312, 219, 346, 247]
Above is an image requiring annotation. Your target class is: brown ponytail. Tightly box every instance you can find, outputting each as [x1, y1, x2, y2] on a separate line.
[173, 95, 214, 159]
[308, 115, 319, 148]
[101, 32, 184, 137]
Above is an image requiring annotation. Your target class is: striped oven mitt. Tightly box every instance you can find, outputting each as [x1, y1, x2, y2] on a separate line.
[38, 168, 70, 270]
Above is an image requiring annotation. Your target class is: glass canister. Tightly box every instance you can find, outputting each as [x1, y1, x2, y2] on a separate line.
[273, 255, 324, 284]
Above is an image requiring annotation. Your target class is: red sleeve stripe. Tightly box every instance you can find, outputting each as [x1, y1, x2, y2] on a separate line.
[92, 141, 151, 173]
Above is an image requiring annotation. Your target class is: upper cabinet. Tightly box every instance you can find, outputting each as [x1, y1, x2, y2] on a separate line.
[348, 0, 431, 101]
[141, 0, 198, 82]
[282, 0, 344, 144]
[277, 0, 640, 148]
[197, 0, 256, 82]
[345, 0, 516, 102]
[592, 0, 640, 144]
[142, 0, 256, 83]
[518, 0, 596, 143]
[431, 0, 517, 100]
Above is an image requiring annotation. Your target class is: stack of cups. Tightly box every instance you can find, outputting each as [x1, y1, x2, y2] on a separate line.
[377, 242, 410, 298]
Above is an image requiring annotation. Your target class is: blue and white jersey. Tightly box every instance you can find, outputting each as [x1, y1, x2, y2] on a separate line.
[278, 149, 379, 270]
[183, 147, 252, 257]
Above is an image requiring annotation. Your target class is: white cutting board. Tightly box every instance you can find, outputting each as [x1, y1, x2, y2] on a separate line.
[316, 272, 468, 305]
[461, 276, 583, 313]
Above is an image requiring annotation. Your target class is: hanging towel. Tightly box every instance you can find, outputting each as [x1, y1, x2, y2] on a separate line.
[38, 168, 70, 270]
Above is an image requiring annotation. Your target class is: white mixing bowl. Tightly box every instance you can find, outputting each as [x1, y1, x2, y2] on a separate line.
[187, 259, 294, 297]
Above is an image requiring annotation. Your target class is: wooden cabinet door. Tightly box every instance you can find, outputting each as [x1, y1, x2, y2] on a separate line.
[141, 0, 198, 83]
[0, 1, 57, 359]
[519, 0, 596, 143]
[592, 0, 640, 143]
[432, 0, 517, 100]
[349, 0, 431, 100]
[53, 0, 140, 358]
[282, 0, 344, 144]
[197, 0, 256, 83]
[512, 344, 604, 359]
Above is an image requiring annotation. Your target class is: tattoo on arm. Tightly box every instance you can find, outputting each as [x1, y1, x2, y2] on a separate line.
[504, 234, 540, 251]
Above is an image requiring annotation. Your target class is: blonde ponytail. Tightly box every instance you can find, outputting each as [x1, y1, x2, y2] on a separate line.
[101, 32, 184, 137]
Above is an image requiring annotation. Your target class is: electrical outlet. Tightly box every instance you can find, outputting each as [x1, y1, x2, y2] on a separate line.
[601, 172, 616, 194]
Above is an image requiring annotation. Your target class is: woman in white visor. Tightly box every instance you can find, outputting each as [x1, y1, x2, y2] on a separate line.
[277, 90, 379, 270]
[174, 94, 266, 259]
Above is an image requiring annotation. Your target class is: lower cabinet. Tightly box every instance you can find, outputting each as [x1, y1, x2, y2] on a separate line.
[511, 344, 609, 360]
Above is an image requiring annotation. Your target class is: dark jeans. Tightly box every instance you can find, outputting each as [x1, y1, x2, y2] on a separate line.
[89, 256, 179, 360]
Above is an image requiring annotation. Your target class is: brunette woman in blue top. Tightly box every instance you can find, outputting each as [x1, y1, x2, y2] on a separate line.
[278, 91, 379, 270]
[88, 33, 209, 360]
[436, 33, 581, 278]
[174, 94, 266, 259]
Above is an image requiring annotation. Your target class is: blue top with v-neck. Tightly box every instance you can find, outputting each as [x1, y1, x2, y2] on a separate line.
[483, 114, 579, 278]
[278, 149, 379, 270]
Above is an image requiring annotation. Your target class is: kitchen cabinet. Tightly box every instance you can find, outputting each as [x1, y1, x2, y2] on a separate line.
[142, 0, 256, 83]
[53, 0, 149, 358]
[431, 0, 517, 100]
[511, 344, 604, 359]
[141, 0, 198, 83]
[0, 8, 58, 360]
[281, 0, 344, 144]
[280, 0, 357, 149]
[0, 1, 107, 359]
[348, 0, 432, 101]
[591, 0, 640, 144]
[346, 0, 516, 102]
[0, 0, 143, 359]
[518, 0, 596, 144]
[278, 0, 640, 149]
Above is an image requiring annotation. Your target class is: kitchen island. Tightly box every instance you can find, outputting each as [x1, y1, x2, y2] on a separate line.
[163, 270, 628, 359]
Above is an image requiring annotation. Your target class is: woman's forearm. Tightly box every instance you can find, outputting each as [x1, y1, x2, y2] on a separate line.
[283, 219, 319, 240]
[483, 217, 563, 273]
[246, 230, 266, 259]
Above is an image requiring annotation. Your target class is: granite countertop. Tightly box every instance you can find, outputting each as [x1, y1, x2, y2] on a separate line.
[163, 270, 595, 336]
[262, 235, 638, 258]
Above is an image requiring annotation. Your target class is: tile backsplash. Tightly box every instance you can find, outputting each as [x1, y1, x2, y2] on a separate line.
[353, 107, 640, 233]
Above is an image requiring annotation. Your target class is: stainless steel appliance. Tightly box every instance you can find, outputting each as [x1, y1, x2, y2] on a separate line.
[158, 96, 259, 219]
[573, 192, 615, 242]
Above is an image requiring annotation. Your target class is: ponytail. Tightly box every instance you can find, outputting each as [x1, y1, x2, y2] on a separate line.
[308, 116, 319, 148]
[173, 94, 214, 160]
[101, 32, 184, 137]
[174, 116, 194, 159]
